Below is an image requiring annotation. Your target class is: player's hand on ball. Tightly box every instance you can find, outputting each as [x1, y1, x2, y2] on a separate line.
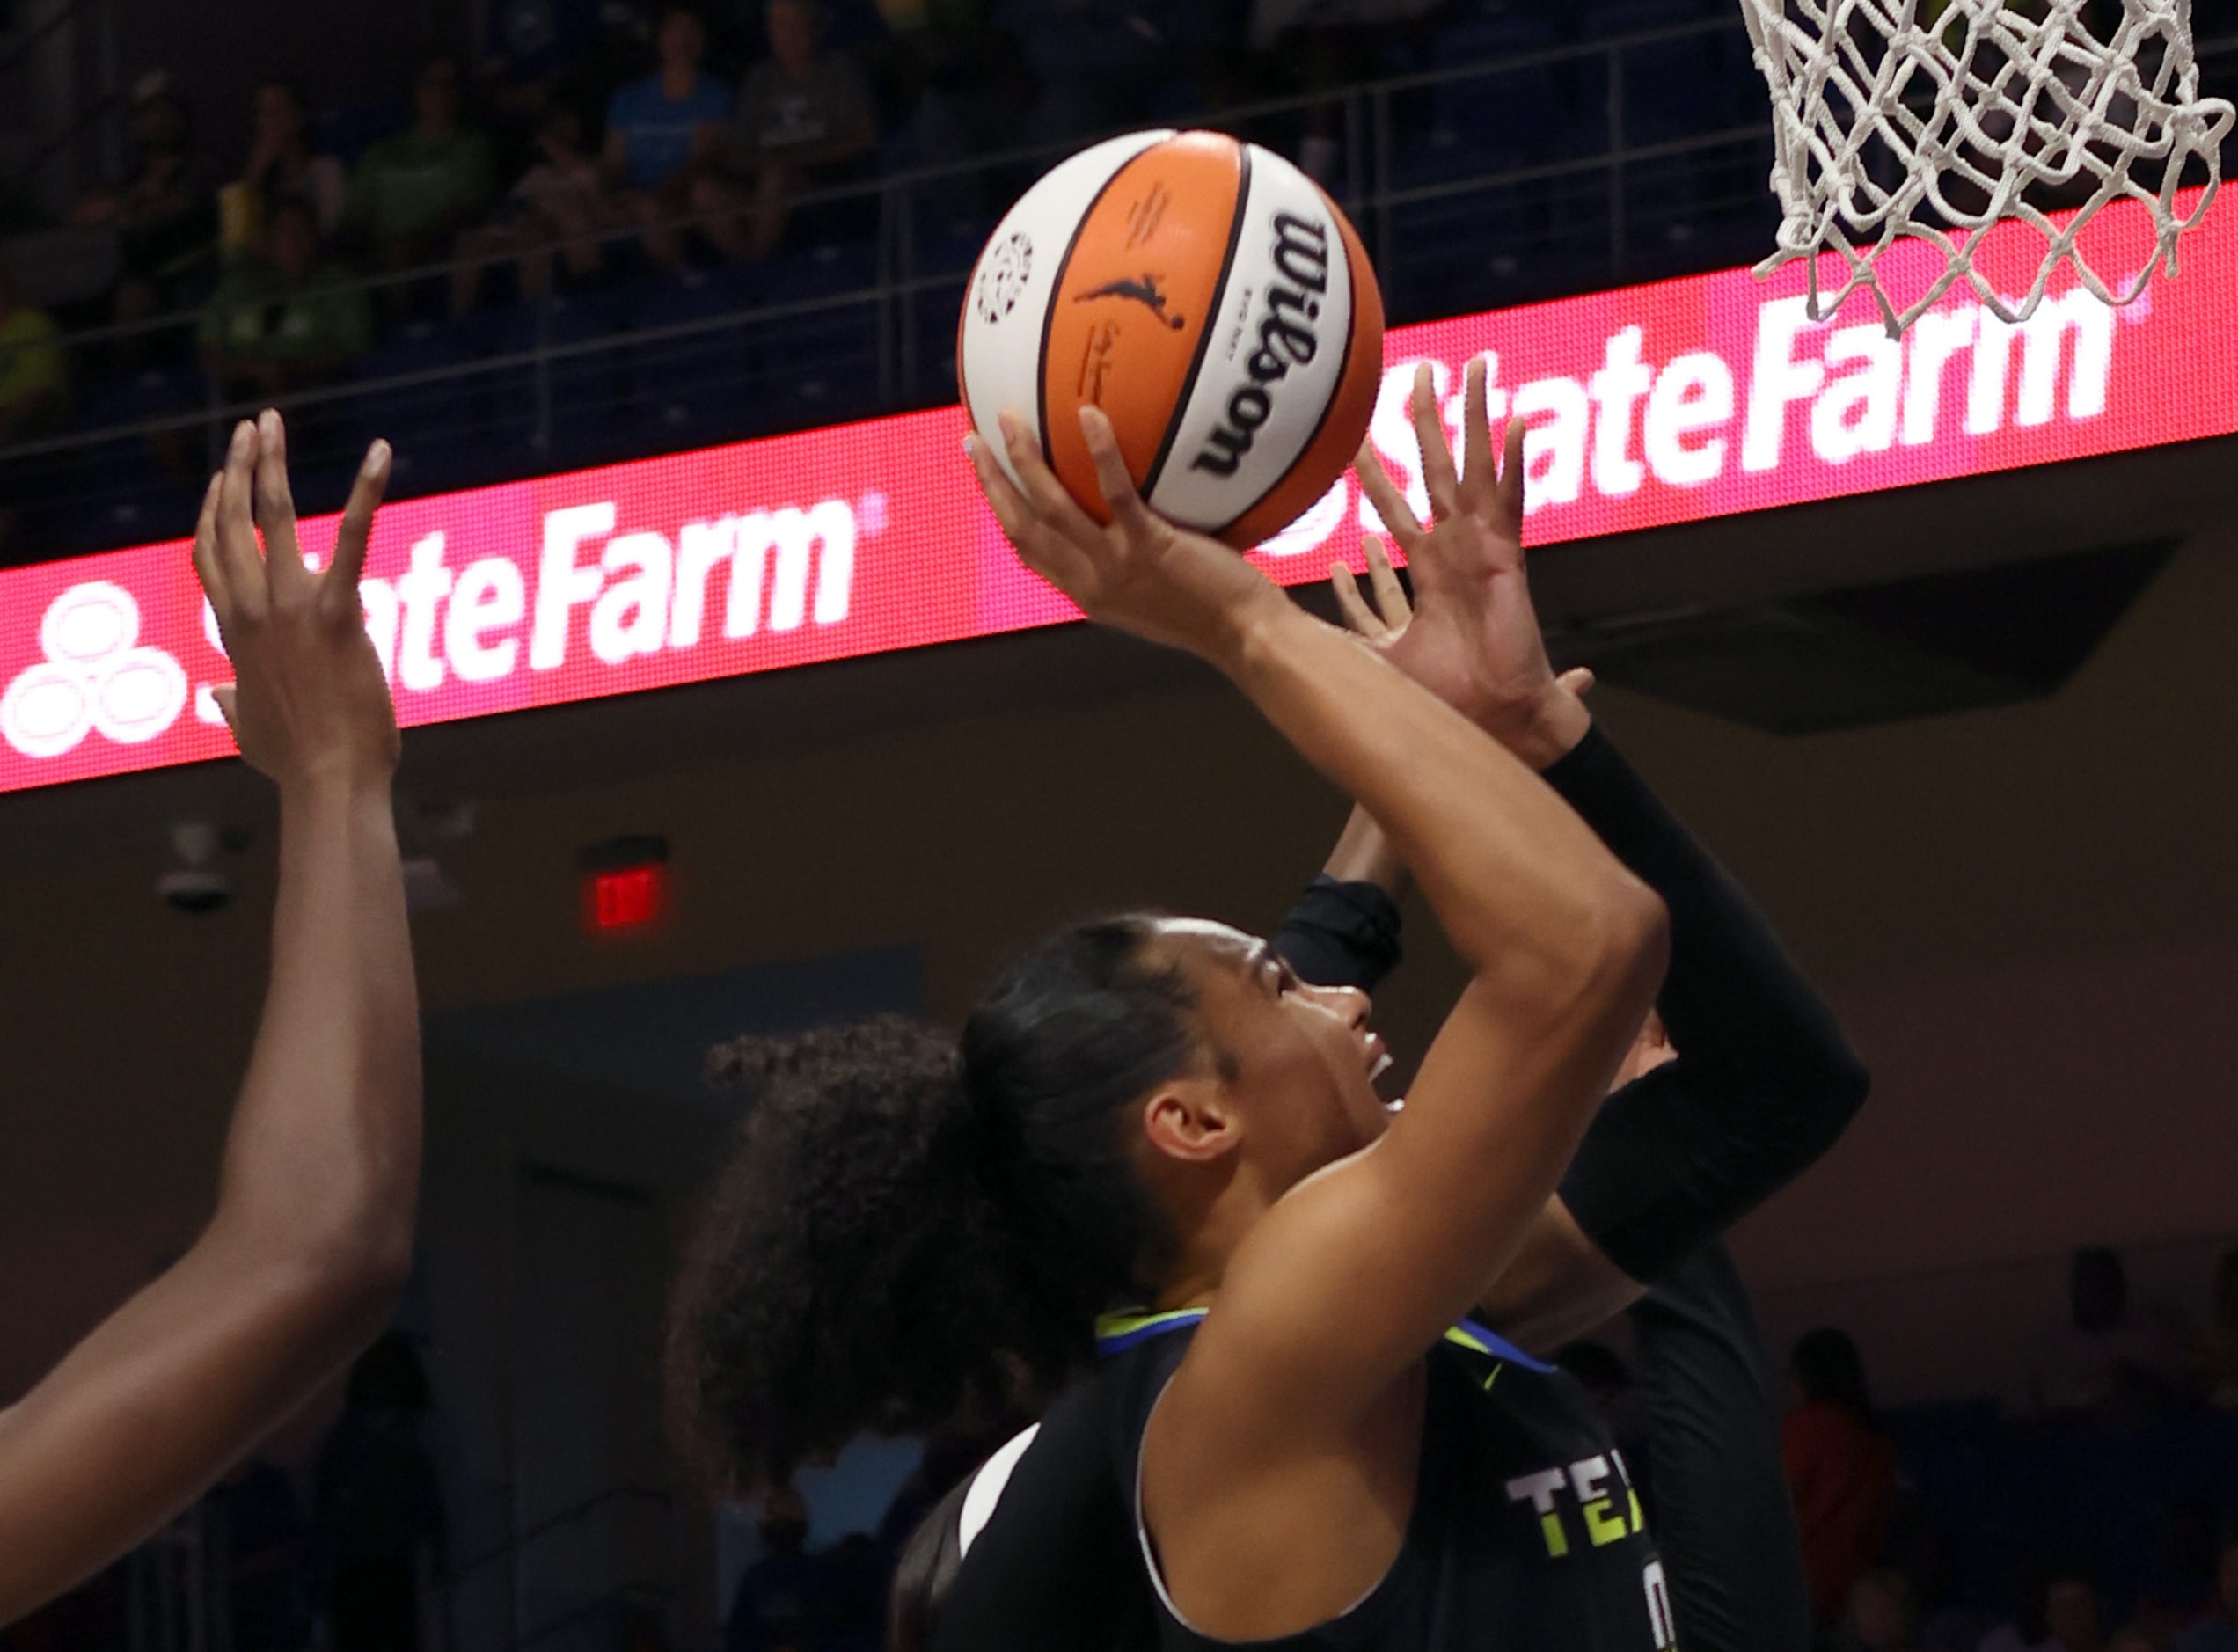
[191, 411, 400, 793]
[1345, 359, 1591, 771]
[969, 405, 1286, 659]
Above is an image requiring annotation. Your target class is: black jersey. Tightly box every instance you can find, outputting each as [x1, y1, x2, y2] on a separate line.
[1102, 1312, 1676, 1652]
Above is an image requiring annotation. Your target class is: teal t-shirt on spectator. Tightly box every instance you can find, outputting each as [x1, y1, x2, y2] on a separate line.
[607, 73, 734, 187]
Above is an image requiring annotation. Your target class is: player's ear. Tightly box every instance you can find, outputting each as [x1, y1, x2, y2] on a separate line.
[1140, 1078, 1238, 1166]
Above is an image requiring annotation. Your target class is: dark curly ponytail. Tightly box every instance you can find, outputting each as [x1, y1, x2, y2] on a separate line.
[666, 915, 1202, 1494]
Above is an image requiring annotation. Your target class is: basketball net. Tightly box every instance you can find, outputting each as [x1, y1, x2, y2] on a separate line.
[1738, 0, 2234, 333]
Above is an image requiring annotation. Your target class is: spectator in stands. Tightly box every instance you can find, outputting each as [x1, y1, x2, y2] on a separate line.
[997, 0, 1174, 145]
[869, 0, 1029, 180]
[822, 1531, 889, 1648]
[201, 1456, 314, 1652]
[2112, 1631, 2169, 1652]
[67, 72, 216, 324]
[0, 267, 68, 442]
[2030, 1246, 2190, 1417]
[692, 0, 877, 259]
[1986, 1559, 2061, 1652]
[1785, 1326, 1898, 1626]
[201, 198, 373, 397]
[313, 1334, 448, 1652]
[726, 1485, 830, 1651]
[1839, 1568, 1921, 1652]
[348, 50, 498, 273]
[223, 81, 347, 263]
[2047, 1566, 2109, 1652]
[604, 4, 736, 267]
[478, 0, 608, 157]
[2175, 1537, 2238, 1652]
[451, 102, 618, 311]
[2191, 1249, 2238, 1407]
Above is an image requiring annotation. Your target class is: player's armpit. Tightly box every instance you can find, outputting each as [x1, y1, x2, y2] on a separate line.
[1474, 1195, 1649, 1355]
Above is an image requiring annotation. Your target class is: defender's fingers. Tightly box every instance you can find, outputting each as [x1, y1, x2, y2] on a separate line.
[1329, 561, 1385, 640]
[1461, 358, 1496, 500]
[1078, 406, 1159, 543]
[1558, 666, 1596, 698]
[190, 473, 228, 611]
[253, 409, 305, 593]
[1362, 534, 1410, 627]
[212, 683, 240, 743]
[326, 439, 392, 600]
[1496, 414, 1527, 528]
[1353, 440, 1423, 548]
[1409, 362, 1459, 519]
[215, 420, 263, 605]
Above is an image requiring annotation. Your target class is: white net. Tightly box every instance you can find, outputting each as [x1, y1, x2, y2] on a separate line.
[1739, 0, 2235, 333]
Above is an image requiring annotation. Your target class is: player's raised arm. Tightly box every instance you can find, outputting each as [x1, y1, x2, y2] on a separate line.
[970, 388, 1667, 1419]
[1324, 366, 1868, 1352]
[0, 414, 420, 1624]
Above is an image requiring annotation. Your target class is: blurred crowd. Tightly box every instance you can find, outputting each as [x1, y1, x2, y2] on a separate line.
[0, 0, 2235, 498]
[1756, 1246, 2238, 1652]
[0, 0, 1496, 430]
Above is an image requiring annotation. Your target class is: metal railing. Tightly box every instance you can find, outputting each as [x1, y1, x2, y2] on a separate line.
[1, 18, 2228, 561]
[450, 1481, 679, 1650]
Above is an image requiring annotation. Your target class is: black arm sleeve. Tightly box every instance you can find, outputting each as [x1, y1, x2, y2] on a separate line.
[1270, 874, 1405, 991]
[1627, 1243, 1815, 1652]
[1544, 725, 1870, 1284]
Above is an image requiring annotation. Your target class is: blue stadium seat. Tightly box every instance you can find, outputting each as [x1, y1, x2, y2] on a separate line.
[621, 268, 757, 448]
[750, 244, 885, 429]
[484, 291, 631, 469]
[1585, 0, 1738, 145]
[1389, 15, 1601, 195]
[48, 369, 210, 552]
[349, 318, 482, 492]
[913, 216, 994, 281]
[902, 219, 989, 398]
[55, 428, 199, 552]
[78, 364, 208, 430]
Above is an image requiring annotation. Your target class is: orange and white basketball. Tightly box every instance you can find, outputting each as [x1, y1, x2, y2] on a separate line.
[960, 129, 1384, 550]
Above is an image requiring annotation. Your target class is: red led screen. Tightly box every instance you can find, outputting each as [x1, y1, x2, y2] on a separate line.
[4, 188, 2232, 795]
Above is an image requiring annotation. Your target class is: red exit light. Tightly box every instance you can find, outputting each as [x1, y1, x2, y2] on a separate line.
[589, 865, 665, 931]
[581, 835, 669, 932]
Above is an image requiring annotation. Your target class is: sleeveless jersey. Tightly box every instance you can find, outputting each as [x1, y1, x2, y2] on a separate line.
[1100, 1312, 1678, 1651]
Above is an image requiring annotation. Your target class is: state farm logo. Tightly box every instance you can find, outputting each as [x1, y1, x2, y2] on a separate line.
[2, 581, 187, 758]
[354, 494, 865, 695]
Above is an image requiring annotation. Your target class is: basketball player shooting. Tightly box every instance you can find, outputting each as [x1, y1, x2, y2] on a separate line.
[669, 371, 1686, 1645]
[0, 414, 420, 1624]
[895, 363, 1864, 1652]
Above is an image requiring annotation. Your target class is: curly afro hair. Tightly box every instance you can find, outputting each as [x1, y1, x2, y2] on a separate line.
[665, 916, 1203, 1495]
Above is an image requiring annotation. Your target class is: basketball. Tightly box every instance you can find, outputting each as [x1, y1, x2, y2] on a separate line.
[959, 128, 1385, 550]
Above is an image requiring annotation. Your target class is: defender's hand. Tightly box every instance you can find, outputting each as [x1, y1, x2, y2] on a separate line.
[969, 406, 1287, 662]
[191, 412, 399, 793]
[1348, 360, 1590, 770]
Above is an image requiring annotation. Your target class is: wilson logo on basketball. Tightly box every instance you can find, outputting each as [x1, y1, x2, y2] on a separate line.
[1191, 211, 1331, 479]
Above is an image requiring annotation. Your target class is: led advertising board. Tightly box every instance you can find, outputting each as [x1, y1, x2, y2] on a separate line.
[4, 188, 2230, 795]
